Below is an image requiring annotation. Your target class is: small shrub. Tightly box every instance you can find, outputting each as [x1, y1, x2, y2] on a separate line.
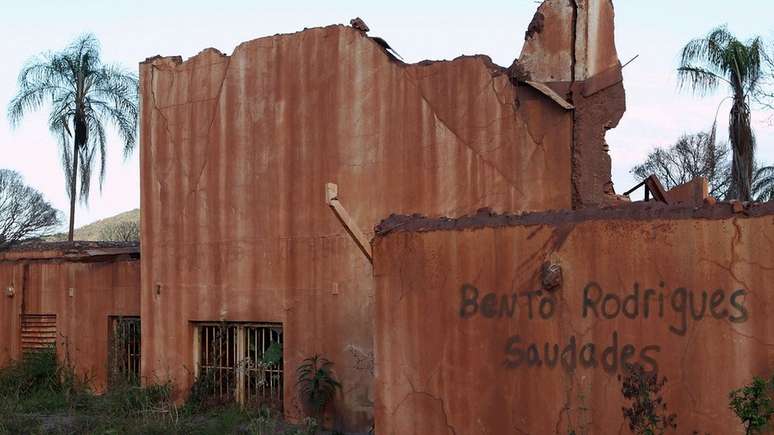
[99, 381, 174, 417]
[186, 369, 230, 412]
[729, 376, 774, 434]
[0, 348, 92, 413]
[247, 407, 280, 435]
[296, 355, 341, 420]
[619, 363, 677, 435]
[0, 348, 60, 397]
[278, 417, 318, 435]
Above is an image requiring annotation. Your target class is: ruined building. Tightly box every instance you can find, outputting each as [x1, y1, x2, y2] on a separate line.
[2, 0, 773, 433]
[0, 242, 140, 392]
[138, 0, 628, 429]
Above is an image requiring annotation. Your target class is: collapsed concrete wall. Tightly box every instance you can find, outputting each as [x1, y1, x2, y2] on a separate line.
[0, 243, 140, 391]
[373, 203, 774, 434]
[518, 0, 626, 207]
[138, 0, 625, 429]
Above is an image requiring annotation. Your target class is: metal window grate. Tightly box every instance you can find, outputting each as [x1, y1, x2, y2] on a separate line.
[194, 323, 283, 407]
[244, 325, 283, 405]
[21, 314, 57, 353]
[109, 316, 141, 386]
[197, 324, 239, 400]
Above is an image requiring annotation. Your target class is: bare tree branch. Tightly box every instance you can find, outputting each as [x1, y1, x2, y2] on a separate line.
[99, 220, 139, 242]
[0, 169, 62, 250]
[631, 132, 732, 199]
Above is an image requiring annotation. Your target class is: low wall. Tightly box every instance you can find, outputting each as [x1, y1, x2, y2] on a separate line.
[373, 203, 774, 434]
[0, 243, 141, 392]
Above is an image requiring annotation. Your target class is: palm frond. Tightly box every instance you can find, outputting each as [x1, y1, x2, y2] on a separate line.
[89, 64, 139, 158]
[677, 66, 727, 96]
[7, 32, 138, 210]
[678, 26, 733, 90]
[752, 166, 774, 201]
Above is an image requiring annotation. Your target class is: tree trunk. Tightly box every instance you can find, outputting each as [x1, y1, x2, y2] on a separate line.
[67, 141, 78, 241]
[68, 112, 87, 242]
[729, 98, 754, 202]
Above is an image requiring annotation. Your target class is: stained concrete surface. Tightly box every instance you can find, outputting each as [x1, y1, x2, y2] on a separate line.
[374, 203, 774, 434]
[137, 0, 611, 426]
[0, 244, 140, 391]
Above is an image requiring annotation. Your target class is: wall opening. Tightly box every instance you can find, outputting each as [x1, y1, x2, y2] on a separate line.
[193, 322, 283, 408]
[20, 314, 57, 354]
[108, 316, 141, 386]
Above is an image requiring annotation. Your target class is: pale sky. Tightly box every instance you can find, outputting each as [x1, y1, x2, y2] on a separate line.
[1, 0, 773, 228]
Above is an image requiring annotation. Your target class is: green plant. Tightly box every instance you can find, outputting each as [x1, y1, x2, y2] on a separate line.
[99, 381, 174, 418]
[729, 376, 774, 434]
[262, 342, 283, 366]
[282, 417, 318, 435]
[619, 364, 677, 435]
[0, 348, 59, 397]
[247, 408, 279, 435]
[186, 369, 223, 412]
[296, 355, 341, 418]
[0, 346, 95, 415]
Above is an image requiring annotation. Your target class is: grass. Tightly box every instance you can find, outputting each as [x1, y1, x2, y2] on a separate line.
[0, 350, 319, 435]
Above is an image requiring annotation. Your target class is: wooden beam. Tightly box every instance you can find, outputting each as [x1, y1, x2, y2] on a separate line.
[325, 183, 373, 263]
[644, 175, 670, 204]
[524, 81, 575, 110]
[622, 175, 670, 204]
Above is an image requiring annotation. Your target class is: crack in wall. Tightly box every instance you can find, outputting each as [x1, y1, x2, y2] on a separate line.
[397, 377, 458, 435]
[401, 68, 527, 199]
[190, 56, 232, 199]
[149, 65, 176, 188]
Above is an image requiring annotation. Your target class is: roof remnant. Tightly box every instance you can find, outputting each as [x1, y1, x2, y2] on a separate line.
[623, 175, 669, 204]
[0, 240, 139, 261]
[374, 200, 773, 237]
[350, 17, 370, 33]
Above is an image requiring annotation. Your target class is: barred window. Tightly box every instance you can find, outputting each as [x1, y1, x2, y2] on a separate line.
[108, 316, 141, 386]
[193, 322, 283, 407]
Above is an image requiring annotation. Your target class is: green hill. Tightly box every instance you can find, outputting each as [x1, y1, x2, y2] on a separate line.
[49, 209, 140, 241]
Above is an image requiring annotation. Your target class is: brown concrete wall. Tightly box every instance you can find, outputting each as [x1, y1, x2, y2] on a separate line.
[520, 0, 627, 207]
[0, 263, 23, 366]
[139, 22, 575, 429]
[0, 256, 140, 392]
[373, 203, 774, 435]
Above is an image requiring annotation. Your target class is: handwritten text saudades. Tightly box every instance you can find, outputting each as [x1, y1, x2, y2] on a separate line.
[458, 281, 749, 374]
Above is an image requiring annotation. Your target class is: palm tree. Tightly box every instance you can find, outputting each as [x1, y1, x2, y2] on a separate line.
[752, 165, 774, 201]
[8, 34, 138, 241]
[678, 26, 764, 201]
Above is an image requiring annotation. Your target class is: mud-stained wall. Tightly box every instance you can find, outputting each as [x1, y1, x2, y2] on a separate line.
[0, 251, 140, 392]
[519, 0, 626, 207]
[0, 263, 23, 366]
[373, 203, 774, 434]
[139, 21, 575, 429]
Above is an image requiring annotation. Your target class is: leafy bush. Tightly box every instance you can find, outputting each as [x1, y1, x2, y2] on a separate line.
[619, 364, 677, 435]
[729, 376, 774, 434]
[0, 348, 60, 396]
[0, 348, 312, 433]
[0, 348, 92, 413]
[296, 355, 341, 418]
[185, 368, 231, 412]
